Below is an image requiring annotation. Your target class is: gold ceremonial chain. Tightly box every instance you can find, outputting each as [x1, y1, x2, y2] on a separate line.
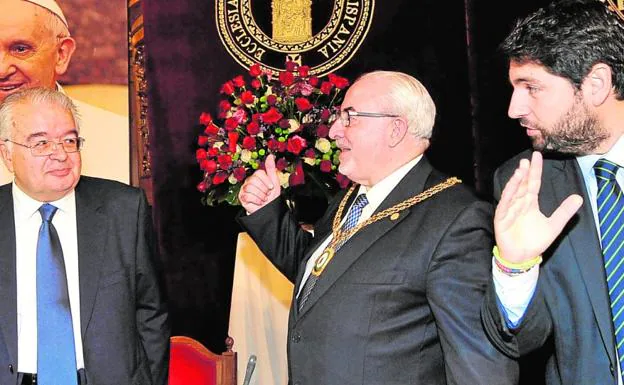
[311, 177, 462, 277]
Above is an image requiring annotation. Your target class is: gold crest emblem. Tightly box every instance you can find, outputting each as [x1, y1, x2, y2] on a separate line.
[216, 0, 375, 76]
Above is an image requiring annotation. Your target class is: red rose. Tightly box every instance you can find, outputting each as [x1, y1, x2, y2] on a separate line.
[329, 73, 349, 89]
[295, 97, 313, 112]
[251, 79, 261, 89]
[336, 173, 351, 188]
[309, 76, 319, 87]
[285, 60, 297, 72]
[218, 154, 233, 169]
[320, 108, 332, 122]
[320, 160, 332, 173]
[252, 113, 261, 122]
[225, 117, 239, 131]
[278, 141, 287, 152]
[249, 63, 262, 77]
[316, 124, 329, 138]
[276, 157, 287, 171]
[204, 124, 219, 136]
[279, 119, 290, 129]
[266, 94, 277, 106]
[261, 107, 283, 124]
[207, 147, 219, 157]
[228, 132, 239, 153]
[221, 81, 235, 95]
[279, 71, 295, 87]
[304, 148, 316, 158]
[199, 112, 212, 125]
[212, 172, 228, 185]
[201, 159, 217, 174]
[320, 81, 333, 95]
[267, 139, 280, 151]
[240, 90, 255, 104]
[247, 121, 260, 135]
[196, 148, 207, 161]
[298, 65, 310, 77]
[289, 161, 305, 186]
[219, 100, 231, 113]
[232, 75, 245, 88]
[242, 136, 256, 150]
[198, 136, 209, 147]
[233, 167, 247, 182]
[233, 108, 247, 123]
[287, 135, 307, 155]
[197, 181, 207, 192]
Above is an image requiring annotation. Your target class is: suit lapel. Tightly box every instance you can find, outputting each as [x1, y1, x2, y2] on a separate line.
[75, 180, 107, 337]
[295, 159, 432, 320]
[546, 158, 616, 365]
[0, 185, 17, 365]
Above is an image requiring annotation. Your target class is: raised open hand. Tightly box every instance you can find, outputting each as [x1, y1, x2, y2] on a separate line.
[494, 151, 583, 263]
[239, 154, 282, 214]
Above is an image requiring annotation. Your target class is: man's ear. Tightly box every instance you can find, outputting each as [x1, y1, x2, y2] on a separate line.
[54, 37, 76, 77]
[583, 63, 613, 107]
[389, 118, 408, 148]
[0, 142, 14, 173]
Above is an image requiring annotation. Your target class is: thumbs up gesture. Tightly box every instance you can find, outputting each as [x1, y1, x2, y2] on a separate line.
[239, 154, 282, 214]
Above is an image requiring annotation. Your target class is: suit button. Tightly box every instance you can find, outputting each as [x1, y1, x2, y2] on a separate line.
[292, 333, 301, 343]
[8, 364, 13, 374]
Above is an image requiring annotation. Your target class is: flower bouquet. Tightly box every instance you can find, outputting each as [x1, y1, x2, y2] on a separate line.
[195, 61, 352, 212]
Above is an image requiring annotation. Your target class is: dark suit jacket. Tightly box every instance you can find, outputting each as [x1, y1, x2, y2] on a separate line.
[0, 177, 170, 385]
[482, 151, 618, 385]
[238, 157, 518, 385]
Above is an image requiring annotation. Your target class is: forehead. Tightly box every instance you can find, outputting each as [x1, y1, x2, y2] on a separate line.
[0, 1, 51, 42]
[12, 102, 75, 137]
[342, 77, 386, 110]
[509, 61, 562, 84]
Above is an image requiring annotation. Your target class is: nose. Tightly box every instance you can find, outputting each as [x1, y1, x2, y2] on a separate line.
[0, 52, 16, 79]
[507, 90, 530, 119]
[48, 142, 69, 160]
[329, 117, 344, 140]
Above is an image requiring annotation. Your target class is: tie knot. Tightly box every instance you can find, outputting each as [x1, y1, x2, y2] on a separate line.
[594, 159, 620, 181]
[352, 193, 369, 210]
[39, 203, 58, 222]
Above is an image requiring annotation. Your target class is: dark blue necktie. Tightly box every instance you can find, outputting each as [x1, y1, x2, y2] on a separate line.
[297, 193, 369, 311]
[594, 159, 624, 378]
[36, 204, 78, 385]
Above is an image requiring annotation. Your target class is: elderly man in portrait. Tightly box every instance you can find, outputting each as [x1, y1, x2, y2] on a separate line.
[0, 0, 129, 185]
[0, 87, 169, 384]
[237, 70, 519, 385]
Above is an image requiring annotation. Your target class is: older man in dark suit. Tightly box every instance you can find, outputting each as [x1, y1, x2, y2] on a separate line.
[0, 87, 169, 385]
[238, 70, 518, 385]
[481, 1, 624, 384]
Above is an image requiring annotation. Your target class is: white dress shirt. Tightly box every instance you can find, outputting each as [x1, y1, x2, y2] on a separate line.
[13, 183, 85, 372]
[297, 155, 422, 298]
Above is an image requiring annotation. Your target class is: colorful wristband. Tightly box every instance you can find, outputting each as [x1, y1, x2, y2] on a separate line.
[493, 245, 542, 273]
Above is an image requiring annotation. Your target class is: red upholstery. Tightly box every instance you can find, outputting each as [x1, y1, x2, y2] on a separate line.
[169, 336, 236, 385]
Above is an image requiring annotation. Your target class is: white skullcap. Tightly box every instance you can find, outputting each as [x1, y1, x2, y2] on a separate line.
[23, 0, 68, 28]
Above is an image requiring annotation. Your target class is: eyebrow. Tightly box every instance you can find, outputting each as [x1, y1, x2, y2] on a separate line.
[25, 129, 79, 141]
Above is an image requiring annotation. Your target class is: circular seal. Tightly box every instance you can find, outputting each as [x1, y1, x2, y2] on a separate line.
[215, 0, 374, 76]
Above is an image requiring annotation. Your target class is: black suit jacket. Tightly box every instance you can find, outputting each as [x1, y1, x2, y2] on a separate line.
[482, 151, 618, 385]
[0, 177, 170, 385]
[239, 157, 518, 385]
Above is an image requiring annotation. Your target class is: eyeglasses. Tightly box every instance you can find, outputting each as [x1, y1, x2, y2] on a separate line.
[338, 108, 400, 127]
[4, 137, 85, 157]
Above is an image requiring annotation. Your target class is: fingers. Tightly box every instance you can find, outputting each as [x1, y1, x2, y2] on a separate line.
[495, 158, 530, 224]
[527, 151, 543, 196]
[548, 194, 583, 236]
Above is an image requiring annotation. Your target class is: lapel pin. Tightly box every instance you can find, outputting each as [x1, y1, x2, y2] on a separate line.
[390, 213, 400, 221]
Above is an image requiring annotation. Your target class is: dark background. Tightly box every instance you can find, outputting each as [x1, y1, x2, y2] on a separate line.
[142, 0, 547, 381]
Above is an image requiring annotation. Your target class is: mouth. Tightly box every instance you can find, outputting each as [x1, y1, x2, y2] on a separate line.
[0, 84, 23, 94]
[47, 168, 72, 177]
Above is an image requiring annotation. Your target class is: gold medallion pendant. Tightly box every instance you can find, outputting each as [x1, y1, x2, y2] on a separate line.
[312, 247, 335, 276]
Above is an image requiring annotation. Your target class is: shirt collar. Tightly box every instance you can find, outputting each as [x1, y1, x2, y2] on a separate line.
[577, 134, 624, 176]
[357, 155, 423, 211]
[12, 183, 76, 221]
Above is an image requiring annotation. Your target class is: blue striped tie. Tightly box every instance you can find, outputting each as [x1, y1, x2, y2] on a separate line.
[595, 158, 624, 377]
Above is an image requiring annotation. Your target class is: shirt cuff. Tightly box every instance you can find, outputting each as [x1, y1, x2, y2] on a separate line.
[492, 257, 539, 328]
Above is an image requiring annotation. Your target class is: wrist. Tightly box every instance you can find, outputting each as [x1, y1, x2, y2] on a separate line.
[493, 245, 542, 275]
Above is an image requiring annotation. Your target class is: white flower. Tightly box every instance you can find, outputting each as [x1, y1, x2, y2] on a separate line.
[315, 138, 331, 153]
[304, 157, 315, 166]
[277, 171, 290, 188]
[288, 119, 300, 133]
[228, 174, 238, 184]
[240, 149, 252, 163]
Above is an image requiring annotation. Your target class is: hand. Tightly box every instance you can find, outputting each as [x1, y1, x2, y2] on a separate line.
[239, 154, 282, 214]
[494, 151, 583, 263]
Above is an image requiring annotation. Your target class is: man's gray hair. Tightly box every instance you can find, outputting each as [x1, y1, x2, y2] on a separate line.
[0, 87, 80, 140]
[356, 71, 436, 139]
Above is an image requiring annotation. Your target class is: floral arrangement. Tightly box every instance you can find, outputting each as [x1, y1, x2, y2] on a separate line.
[195, 61, 352, 207]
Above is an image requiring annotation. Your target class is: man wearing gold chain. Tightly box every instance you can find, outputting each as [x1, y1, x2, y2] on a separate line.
[238, 70, 518, 385]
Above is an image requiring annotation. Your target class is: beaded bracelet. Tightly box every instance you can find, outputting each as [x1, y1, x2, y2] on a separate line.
[493, 245, 542, 275]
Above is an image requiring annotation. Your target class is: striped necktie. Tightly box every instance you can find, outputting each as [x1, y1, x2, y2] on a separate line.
[297, 193, 369, 311]
[594, 158, 624, 377]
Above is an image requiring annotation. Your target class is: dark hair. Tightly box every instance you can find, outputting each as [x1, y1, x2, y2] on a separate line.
[501, 0, 624, 99]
